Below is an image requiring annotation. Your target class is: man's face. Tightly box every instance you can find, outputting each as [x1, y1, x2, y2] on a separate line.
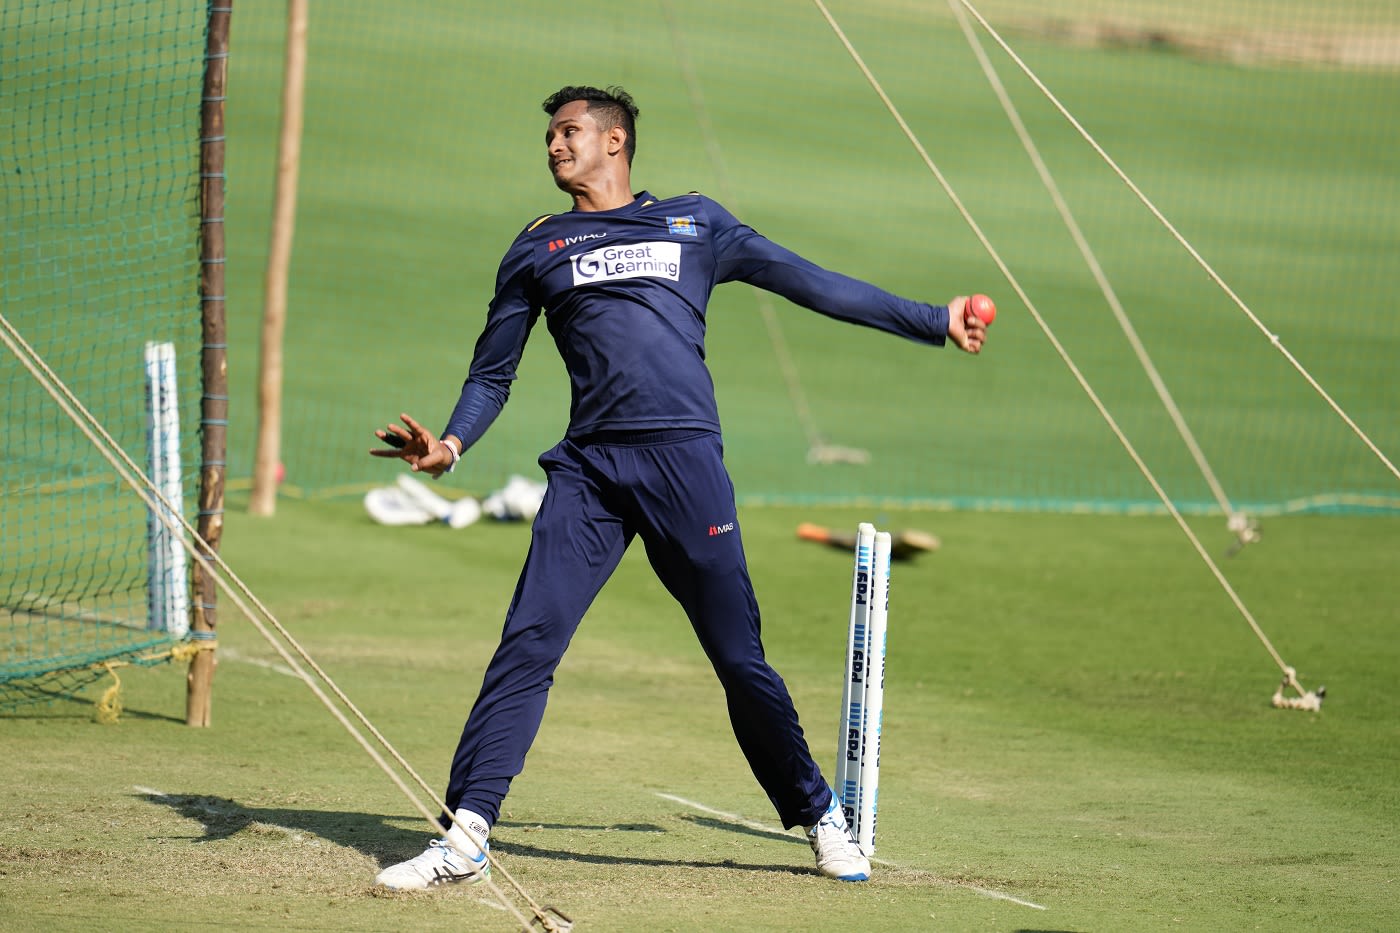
[545, 99, 613, 192]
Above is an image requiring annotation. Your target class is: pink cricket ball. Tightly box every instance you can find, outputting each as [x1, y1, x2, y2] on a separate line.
[969, 293, 997, 325]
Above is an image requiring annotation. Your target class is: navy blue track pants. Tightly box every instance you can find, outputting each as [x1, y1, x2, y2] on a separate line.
[443, 430, 831, 830]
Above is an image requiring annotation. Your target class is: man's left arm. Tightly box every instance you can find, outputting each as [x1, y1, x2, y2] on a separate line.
[724, 233, 948, 344]
[704, 198, 940, 338]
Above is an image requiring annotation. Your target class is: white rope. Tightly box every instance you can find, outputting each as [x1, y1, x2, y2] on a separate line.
[950, 0, 1398, 487]
[809, 0, 1316, 703]
[947, 0, 1253, 546]
[0, 312, 566, 930]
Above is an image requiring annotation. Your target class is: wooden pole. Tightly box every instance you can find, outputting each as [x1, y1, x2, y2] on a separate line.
[250, 0, 309, 517]
[189, 0, 233, 727]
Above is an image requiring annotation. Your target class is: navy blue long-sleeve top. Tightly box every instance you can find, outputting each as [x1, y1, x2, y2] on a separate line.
[442, 191, 949, 450]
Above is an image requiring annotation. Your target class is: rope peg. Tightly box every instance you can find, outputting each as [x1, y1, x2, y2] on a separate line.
[1270, 671, 1325, 712]
[530, 906, 574, 932]
[1224, 512, 1261, 557]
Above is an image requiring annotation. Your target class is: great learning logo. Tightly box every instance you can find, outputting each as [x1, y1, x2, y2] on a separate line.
[571, 241, 681, 285]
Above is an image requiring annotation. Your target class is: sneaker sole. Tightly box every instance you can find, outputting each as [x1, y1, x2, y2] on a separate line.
[376, 871, 489, 891]
[375, 863, 490, 891]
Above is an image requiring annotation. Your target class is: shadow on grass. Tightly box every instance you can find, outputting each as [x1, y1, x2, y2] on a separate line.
[3, 691, 185, 724]
[137, 792, 809, 875]
[496, 837, 818, 877]
[496, 819, 667, 833]
[136, 791, 430, 865]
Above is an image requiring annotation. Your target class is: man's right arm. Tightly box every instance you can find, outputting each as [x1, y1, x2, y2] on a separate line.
[441, 237, 540, 453]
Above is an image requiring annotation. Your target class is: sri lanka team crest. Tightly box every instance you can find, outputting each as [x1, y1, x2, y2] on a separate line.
[667, 215, 698, 237]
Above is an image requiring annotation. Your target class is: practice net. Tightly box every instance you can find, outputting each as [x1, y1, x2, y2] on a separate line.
[1, 1, 212, 711]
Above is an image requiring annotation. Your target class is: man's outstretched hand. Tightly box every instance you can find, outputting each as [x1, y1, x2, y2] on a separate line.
[370, 412, 456, 477]
[946, 295, 990, 354]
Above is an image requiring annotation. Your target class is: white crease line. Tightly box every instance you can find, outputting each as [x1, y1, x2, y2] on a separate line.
[656, 792, 799, 842]
[655, 792, 1046, 910]
[219, 646, 299, 677]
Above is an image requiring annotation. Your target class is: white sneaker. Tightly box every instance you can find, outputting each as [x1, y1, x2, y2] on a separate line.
[804, 797, 870, 882]
[375, 813, 491, 891]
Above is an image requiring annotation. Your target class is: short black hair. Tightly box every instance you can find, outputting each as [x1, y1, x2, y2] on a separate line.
[542, 85, 640, 164]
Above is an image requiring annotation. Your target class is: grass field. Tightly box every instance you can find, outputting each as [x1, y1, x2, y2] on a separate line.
[5, 1, 1398, 931]
[4, 497, 1397, 931]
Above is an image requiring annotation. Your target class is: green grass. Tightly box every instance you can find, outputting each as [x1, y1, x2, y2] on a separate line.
[4, 498, 1397, 931]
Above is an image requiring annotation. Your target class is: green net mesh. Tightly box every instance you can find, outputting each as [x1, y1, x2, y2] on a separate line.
[1, 1, 209, 710]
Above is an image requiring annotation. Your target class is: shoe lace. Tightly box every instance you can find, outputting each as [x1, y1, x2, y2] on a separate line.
[418, 839, 467, 874]
[811, 813, 858, 851]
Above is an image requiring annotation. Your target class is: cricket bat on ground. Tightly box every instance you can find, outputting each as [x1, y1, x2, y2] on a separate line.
[796, 523, 939, 561]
